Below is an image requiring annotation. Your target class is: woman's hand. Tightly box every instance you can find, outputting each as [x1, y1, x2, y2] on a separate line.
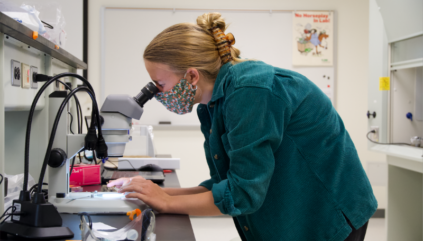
[109, 177, 172, 213]
[106, 176, 145, 189]
[107, 178, 221, 215]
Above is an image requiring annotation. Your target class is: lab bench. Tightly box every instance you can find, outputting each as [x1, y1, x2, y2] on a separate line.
[0, 171, 196, 241]
[0, 11, 195, 241]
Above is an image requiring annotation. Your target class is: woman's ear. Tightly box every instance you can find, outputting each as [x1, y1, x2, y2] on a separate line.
[186, 68, 200, 86]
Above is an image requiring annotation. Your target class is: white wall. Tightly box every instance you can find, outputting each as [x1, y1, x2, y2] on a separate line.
[87, 0, 387, 208]
[152, 127, 210, 188]
[27, 0, 83, 75]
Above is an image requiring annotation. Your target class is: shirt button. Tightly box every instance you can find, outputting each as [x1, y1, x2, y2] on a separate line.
[244, 226, 249, 231]
[209, 103, 215, 108]
[210, 129, 212, 134]
[214, 154, 219, 160]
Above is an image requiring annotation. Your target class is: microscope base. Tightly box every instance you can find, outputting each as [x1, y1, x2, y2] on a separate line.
[0, 222, 73, 239]
[50, 192, 146, 214]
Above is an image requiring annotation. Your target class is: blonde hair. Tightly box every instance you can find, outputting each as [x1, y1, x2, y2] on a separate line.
[143, 12, 245, 81]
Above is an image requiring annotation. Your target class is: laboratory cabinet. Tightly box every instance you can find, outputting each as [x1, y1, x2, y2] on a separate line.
[0, 12, 86, 214]
[368, 36, 423, 241]
[368, 2, 423, 239]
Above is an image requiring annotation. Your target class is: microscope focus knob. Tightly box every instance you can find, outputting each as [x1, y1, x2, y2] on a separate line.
[56, 193, 66, 198]
[48, 148, 67, 168]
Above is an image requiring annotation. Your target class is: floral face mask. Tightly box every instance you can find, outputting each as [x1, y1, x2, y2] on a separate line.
[154, 73, 197, 115]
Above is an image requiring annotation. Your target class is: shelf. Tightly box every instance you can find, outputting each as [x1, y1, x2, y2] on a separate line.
[370, 144, 423, 173]
[0, 12, 87, 69]
[391, 58, 423, 71]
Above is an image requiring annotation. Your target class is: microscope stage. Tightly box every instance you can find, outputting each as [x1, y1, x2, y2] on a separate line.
[50, 192, 146, 214]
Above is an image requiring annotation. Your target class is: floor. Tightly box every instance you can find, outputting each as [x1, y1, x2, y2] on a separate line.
[190, 217, 386, 241]
[364, 218, 386, 241]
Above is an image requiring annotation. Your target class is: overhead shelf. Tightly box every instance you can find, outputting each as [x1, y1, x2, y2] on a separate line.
[391, 58, 423, 71]
[0, 12, 87, 70]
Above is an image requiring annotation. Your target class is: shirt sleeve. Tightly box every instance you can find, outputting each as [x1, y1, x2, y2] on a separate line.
[211, 87, 288, 216]
[199, 140, 221, 190]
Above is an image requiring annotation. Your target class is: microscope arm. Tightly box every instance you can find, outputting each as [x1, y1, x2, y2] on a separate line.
[67, 135, 85, 159]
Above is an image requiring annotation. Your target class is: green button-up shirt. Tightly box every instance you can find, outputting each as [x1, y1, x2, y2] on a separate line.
[197, 61, 377, 241]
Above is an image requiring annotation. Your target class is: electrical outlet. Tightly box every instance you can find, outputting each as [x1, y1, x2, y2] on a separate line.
[21, 63, 31, 89]
[53, 73, 61, 91]
[54, 80, 65, 91]
[52, 73, 67, 91]
[370, 126, 379, 142]
[30, 66, 38, 89]
[60, 78, 67, 90]
[11, 60, 21, 87]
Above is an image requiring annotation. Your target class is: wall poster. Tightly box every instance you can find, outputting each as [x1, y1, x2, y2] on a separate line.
[292, 11, 334, 66]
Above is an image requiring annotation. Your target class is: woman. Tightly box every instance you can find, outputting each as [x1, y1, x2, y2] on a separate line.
[107, 13, 377, 241]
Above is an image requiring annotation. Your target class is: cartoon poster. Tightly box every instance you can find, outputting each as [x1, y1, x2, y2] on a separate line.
[292, 11, 333, 66]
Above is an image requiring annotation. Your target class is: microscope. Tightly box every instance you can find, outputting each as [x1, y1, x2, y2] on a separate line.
[0, 73, 158, 239]
[48, 82, 159, 213]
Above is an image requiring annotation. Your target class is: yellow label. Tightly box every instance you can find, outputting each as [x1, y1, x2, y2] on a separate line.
[379, 77, 390, 91]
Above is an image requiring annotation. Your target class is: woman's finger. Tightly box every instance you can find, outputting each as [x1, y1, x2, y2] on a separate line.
[131, 175, 146, 181]
[107, 178, 129, 187]
[125, 192, 148, 202]
[118, 184, 143, 194]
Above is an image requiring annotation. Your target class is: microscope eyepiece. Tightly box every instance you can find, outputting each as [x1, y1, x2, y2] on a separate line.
[134, 82, 159, 107]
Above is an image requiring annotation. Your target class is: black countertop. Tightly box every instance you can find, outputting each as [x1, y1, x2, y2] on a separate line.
[0, 171, 196, 241]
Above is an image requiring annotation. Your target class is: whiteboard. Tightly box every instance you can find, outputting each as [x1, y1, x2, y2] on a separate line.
[102, 9, 336, 126]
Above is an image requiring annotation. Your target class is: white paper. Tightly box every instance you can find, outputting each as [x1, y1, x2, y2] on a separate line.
[92, 222, 117, 230]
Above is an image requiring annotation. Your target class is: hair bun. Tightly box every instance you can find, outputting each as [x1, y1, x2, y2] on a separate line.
[226, 33, 235, 46]
[196, 12, 227, 33]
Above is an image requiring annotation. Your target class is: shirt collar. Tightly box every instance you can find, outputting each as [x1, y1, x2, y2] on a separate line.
[210, 62, 232, 102]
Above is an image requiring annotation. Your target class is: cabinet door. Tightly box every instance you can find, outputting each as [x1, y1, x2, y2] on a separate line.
[368, 0, 389, 145]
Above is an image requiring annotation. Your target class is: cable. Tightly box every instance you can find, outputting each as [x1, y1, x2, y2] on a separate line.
[119, 159, 137, 170]
[1, 215, 11, 224]
[74, 95, 83, 134]
[104, 159, 139, 170]
[84, 116, 90, 132]
[92, 149, 97, 164]
[55, 80, 83, 134]
[79, 103, 83, 133]
[37, 86, 99, 192]
[78, 152, 83, 166]
[103, 159, 140, 170]
[73, 91, 81, 134]
[366, 130, 421, 147]
[79, 212, 93, 230]
[50, 79, 83, 135]
[68, 112, 74, 134]
[53, 80, 83, 135]
[37, 86, 104, 193]
[23, 73, 96, 193]
[84, 149, 94, 162]
[70, 156, 76, 177]
[110, 159, 137, 170]
[70, 149, 85, 178]
[41, 20, 53, 29]
[29, 183, 48, 195]
[106, 160, 118, 168]
[29, 183, 48, 201]
[84, 150, 106, 165]
[0, 206, 16, 224]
